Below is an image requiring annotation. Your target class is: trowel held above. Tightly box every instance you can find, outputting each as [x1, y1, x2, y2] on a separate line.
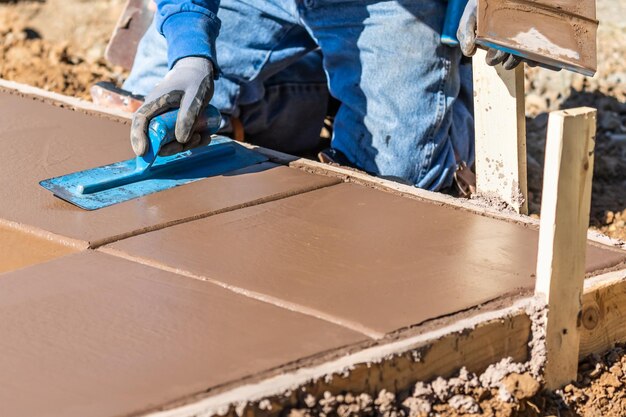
[40, 106, 268, 210]
[475, 0, 598, 76]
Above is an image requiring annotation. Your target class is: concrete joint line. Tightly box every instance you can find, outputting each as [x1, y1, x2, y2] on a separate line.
[132, 269, 626, 417]
[98, 246, 384, 339]
[1, 82, 622, 251]
[88, 180, 340, 249]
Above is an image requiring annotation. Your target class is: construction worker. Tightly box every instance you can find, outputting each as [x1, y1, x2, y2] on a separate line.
[124, 0, 520, 193]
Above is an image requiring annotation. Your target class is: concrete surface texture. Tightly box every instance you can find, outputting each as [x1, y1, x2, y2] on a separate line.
[0, 223, 76, 273]
[0, 92, 339, 246]
[0, 252, 365, 417]
[107, 183, 626, 337]
[1, 92, 625, 417]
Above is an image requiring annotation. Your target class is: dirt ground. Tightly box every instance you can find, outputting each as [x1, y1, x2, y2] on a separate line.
[284, 345, 626, 417]
[0, 0, 127, 99]
[0, 1, 624, 415]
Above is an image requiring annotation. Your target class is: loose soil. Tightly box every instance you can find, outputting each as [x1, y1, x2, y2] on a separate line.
[0, 0, 624, 415]
[284, 345, 626, 417]
[0, 0, 127, 99]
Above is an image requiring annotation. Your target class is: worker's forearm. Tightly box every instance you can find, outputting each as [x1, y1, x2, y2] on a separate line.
[155, 0, 222, 70]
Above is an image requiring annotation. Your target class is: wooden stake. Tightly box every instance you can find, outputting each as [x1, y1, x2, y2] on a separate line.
[535, 107, 597, 389]
[473, 50, 528, 214]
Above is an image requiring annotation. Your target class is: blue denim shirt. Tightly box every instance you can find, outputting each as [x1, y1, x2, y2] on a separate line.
[135, 0, 474, 190]
[155, 0, 221, 69]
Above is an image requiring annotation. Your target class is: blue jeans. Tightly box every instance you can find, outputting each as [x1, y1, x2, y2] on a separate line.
[124, 0, 474, 191]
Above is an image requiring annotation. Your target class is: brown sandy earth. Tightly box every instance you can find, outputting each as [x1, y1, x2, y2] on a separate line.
[0, 0, 127, 99]
[283, 346, 626, 417]
[0, 1, 624, 416]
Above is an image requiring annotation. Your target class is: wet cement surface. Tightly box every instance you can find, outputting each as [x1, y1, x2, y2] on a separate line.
[108, 183, 626, 336]
[0, 251, 365, 417]
[0, 92, 339, 246]
[0, 224, 77, 273]
[2, 89, 625, 417]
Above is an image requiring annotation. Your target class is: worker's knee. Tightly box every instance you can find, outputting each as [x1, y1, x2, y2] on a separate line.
[332, 111, 462, 191]
[301, 0, 472, 190]
[329, 52, 473, 191]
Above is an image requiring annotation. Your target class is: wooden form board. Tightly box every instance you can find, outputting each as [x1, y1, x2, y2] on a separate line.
[473, 49, 528, 214]
[535, 108, 597, 389]
[0, 78, 132, 121]
[581, 270, 626, 357]
[105, 0, 155, 70]
[145, 268, 626, 417]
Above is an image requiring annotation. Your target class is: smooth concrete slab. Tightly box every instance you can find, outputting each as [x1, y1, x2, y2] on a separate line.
[0, 92, 338, 246]
[0, 252, 365, 417]
[108, 183, 626, 336]
[0, 224, 77, 274]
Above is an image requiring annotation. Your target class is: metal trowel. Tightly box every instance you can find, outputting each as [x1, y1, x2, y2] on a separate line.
[40, 106, 267, 210]
[441, 0, 598, 76]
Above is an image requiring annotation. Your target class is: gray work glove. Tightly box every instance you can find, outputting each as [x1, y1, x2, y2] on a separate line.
[457, 0, 523, 70]
[130, 56, 214, 157]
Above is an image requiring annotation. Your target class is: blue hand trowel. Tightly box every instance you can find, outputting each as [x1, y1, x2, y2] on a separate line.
[40, 106, 267, 210]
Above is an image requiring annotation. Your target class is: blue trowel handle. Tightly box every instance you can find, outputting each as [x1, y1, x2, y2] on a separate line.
[148, 105, 222, 153]
[139, 105, 222, 170]
[441, 0, 469, 46]
[77, 105, 223, 195]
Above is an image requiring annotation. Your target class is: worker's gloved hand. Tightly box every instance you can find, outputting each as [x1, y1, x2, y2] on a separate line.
[130, 57, 214, 156]
[457, 0, 523, 70]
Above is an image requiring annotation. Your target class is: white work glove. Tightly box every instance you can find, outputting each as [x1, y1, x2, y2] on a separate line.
[457, 0, 523, 70]
[130, 57, 214, 156]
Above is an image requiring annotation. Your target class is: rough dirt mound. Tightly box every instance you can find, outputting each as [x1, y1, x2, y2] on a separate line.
[286, 371, 541, 417]
[526, 91, 626, 241]
[285, 346, 626, 417]
[0, 0, 127, 99]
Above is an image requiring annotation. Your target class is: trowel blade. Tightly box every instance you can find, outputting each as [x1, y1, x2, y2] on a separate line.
[475, 0, 598, 76]
[39, 136, 268, 210]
